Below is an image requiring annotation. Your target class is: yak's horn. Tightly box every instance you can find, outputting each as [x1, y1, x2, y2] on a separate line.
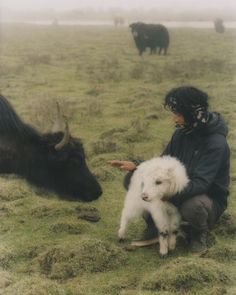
[51, 101, 65, 133]
[54, 121, 70, 150]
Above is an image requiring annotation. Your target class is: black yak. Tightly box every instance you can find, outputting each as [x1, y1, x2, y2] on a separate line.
[129, 22, 169, 56]
[0, 94, 102, 201]
[113, 16, 125, 27]
[214, 18, 225, 33]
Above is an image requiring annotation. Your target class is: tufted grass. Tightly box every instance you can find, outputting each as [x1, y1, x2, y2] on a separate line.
[141, 257, 229, 293]
[0, 23, 235, 294]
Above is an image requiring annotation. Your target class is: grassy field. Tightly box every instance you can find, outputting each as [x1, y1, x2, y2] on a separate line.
[0, 23, 236, 295]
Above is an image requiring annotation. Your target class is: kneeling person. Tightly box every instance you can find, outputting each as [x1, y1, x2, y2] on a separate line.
[109, 86, 230, 254]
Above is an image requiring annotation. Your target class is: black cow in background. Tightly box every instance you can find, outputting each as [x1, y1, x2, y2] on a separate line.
[113, 16, 125, 27]
[214, 18, 225, 33]
[129, 22, 170, 56]
[0, 94, 102, 201]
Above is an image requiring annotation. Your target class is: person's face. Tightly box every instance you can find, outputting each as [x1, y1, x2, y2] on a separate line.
[172, 112, 186, 126]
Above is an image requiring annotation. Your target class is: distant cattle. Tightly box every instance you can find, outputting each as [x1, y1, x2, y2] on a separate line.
[214, 18, 225, 33]
[129, 22, 170, 56]
[113, 16, 125, 27]
[0, 94, 102, 201]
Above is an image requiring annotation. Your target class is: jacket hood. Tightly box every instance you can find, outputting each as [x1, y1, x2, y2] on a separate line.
[205, 112, 228, 136]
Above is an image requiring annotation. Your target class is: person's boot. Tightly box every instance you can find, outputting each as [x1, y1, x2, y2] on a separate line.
[189, 229, 208, 255]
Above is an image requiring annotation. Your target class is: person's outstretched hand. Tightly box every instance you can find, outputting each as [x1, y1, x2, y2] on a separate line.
[108, 160, 136, 171]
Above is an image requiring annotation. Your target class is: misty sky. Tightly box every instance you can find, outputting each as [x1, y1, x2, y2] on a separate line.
[2, 0, 236, 11]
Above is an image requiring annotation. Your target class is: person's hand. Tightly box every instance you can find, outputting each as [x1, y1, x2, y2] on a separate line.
[107, 160, 137, 171]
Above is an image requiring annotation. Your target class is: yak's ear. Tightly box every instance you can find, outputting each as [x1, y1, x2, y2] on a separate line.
[51, 101, 65, 133]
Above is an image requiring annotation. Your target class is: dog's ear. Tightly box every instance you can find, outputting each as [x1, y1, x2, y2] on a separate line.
[167, 168, 178, 196]
[167, 165, 189, 197]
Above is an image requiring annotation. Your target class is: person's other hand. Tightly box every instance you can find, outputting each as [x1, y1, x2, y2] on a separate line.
[107, 160, 136, 171]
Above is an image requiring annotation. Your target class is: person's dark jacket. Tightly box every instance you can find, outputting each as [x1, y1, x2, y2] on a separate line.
[162, 112, 230, 209]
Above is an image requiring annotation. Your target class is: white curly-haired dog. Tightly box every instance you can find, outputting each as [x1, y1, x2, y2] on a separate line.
[118, 155, 189, 256]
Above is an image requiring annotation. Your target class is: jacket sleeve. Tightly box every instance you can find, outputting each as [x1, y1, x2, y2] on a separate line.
[170, 140, 227, 206]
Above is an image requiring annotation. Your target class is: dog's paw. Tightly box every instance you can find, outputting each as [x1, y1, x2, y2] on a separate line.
[118, 237, 125, 243]
[159, 248, 168, 258]
[160, 253, 168, 259]
[118, 228, 126, 240]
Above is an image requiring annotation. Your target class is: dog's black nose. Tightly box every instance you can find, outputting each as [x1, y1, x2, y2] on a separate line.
[142, 193, 149, 201]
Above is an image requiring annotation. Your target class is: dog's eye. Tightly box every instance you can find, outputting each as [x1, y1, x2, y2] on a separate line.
[155, 180, 162, 185]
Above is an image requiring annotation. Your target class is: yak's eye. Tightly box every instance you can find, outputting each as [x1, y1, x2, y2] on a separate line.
[155, 180, 162, 185]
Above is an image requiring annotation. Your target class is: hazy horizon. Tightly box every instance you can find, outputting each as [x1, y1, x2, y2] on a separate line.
[1, 0, 236, 12]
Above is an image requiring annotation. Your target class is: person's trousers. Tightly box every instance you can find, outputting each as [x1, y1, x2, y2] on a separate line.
[178, 194, 225, 231]
[123, 171, 225, 232]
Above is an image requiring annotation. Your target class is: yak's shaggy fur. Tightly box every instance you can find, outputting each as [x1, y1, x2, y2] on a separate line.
[0, 94, 102, 201]
[118, 156, 189, 256]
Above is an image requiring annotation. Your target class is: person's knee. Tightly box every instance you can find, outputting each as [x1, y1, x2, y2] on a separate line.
[180, 202, 205, 223]
[179, 196, 210, 231]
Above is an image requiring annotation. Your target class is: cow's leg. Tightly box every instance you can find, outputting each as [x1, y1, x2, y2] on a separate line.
[139, 47, 145, 56]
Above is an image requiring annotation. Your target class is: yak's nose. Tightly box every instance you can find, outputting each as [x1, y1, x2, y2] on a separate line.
[142, 192, 149, 201]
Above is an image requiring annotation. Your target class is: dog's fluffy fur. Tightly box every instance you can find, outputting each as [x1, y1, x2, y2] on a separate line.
[118, 156, 189, 256]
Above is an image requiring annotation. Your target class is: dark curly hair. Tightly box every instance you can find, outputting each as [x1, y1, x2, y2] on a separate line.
[164, 86, 209, 127]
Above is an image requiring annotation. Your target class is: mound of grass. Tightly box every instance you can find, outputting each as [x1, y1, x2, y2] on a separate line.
[3, 275, 67, 295]
[25, 53, 52, 65]
[203, 244, 236, 262]
[50, 221, 89, 234]
[123, 119, 151, 143]
[0, 176, 33, 201]
[0, 270, 12, 289]
[0, 203, 15, 217]
[89, 155, 121, 181]
[76, 206, 101, 222]
[92, 165, 117, 181]
[141, 257, 229, 293]
[0, 245, 16, 269]
[145, 113, 159, 120]
[30, 205, 74, 218]
[99, 127, 127, 140]
[91, 139, 118, 154]
[37, 238, 127, 280]
[27, 97, 76, 133]
[214, 212, 236, 237]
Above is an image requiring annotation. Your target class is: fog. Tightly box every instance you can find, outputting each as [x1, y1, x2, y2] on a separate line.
[1, 0, 236, 22]
[1, 0, 236, 11]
